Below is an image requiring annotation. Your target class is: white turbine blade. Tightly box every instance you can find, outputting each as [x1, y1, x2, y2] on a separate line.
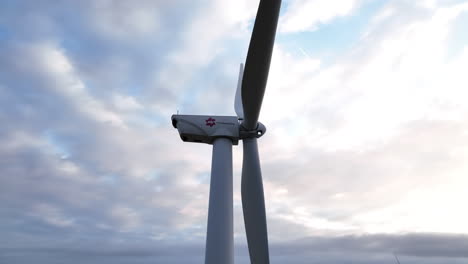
[241, 138, 269, 263]
[241, 0, 281, 130]
[393, 252, 401, 264]
[234, 63, 244, 119]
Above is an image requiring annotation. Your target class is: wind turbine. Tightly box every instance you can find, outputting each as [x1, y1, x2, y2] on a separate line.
[171, 1, 282, 263]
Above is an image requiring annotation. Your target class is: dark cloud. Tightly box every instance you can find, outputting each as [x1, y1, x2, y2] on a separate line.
[1, 233, 467, 263]
[276, 233, 468, 258]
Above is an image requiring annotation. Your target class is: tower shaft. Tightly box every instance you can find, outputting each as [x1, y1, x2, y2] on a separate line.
[204, 137, 234, 264]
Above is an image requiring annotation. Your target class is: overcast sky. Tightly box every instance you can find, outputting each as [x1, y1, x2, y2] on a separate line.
[1, 0, 468, 263]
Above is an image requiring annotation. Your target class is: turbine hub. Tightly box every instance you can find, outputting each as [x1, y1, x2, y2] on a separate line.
[239, 122, 266, 139]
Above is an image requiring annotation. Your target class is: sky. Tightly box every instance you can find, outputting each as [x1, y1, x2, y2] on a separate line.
[1, 0, 468, 263]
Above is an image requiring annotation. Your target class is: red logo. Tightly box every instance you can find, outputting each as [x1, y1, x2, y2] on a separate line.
[205, 117, 216, 127]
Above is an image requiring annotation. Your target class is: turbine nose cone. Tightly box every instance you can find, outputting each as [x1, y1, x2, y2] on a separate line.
[257, 122, 266, 137]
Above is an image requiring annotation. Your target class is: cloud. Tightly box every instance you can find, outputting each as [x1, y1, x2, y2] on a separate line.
[262, 0, 468, 153]
[85, 0, 162, 39]
[0, 8, 214, 244]
[1, 233, 467, 263]
[280, 0, 363, 33]
[30, 203, 76, 228]
[263, 118, 468, 237]
[254, 0, 468, 238]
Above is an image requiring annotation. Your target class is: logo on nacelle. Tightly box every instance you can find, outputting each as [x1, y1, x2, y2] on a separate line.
[205, 117, 216, 127]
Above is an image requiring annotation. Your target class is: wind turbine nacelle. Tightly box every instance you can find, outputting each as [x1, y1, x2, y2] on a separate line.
[171, 115, 240, 145]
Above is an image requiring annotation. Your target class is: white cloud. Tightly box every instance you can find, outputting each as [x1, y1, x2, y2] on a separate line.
[31, 203, 75, 227]
[88, 0, 161, 39]
[113, 94, 143, 111]
[152, 0, 259, 104]
[280, 0, 362, 33]
[264, 1, 468, 151]
[110, 206, 141, 231]
[168, 0, 258, 66]
[254, 0, 468, 237]
[16, 42, 126, 127]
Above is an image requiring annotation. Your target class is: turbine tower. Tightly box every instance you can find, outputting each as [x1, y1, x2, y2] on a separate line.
[171, 1, 282, 263]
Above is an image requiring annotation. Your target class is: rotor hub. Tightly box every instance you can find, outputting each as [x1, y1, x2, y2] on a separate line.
[239, 122, 266, 139]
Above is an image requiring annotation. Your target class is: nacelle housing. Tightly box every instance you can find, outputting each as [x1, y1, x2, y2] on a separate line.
[171, 115, 240, 145]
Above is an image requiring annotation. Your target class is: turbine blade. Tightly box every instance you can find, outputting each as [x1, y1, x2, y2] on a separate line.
[241, 138, 269, 263]
[241, 0, 282, 130]
[234, 63, 244, 119]
[393, 252, 401, 264]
